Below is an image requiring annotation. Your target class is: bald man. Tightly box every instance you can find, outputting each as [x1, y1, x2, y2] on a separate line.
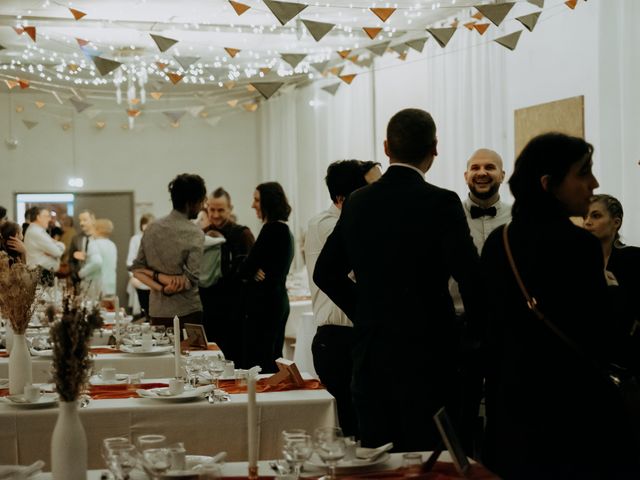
[463, 148, 511, 252]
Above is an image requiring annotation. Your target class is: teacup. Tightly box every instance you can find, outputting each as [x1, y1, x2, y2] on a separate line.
[169, 378, 185, 395]
[99, 367, 117, 382]
[23, 384, 41, 403]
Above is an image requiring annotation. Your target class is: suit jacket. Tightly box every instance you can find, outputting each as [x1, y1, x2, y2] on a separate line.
[68, 232, 89, 281]
[314, 164, 482, 383]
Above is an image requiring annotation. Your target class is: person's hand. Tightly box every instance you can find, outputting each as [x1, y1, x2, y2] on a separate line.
[73, 251, 86, 261]
[254, 269, 266, 282]
[604, 269, 619, 287]
[7, 236, 26, 254]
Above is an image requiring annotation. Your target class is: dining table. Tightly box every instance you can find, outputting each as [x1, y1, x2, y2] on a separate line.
[0, 375, 336, 470]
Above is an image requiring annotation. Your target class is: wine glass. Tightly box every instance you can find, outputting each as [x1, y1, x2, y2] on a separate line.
[109, 444, 139, 480]
[136, 434, 166, 450]
[184, 355, 203, 387]
[151, 325, 166, 344]
[207, 358, 225, 388]
[313, 427, 346, 480]
[142, 448, 171, 478]
[282, 432, 313, 479]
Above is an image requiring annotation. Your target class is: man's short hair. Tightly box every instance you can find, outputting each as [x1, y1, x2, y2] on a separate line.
[0, 206, 6, 220]
[139, 213, 154, 231]
[325, 160, 376, 203]
[169, 173, 207, 211]
[211, 187, 232, 205]
[386, 108, 436, 165]
[78, 209, 95, 219]
[25, 206, 39, 222]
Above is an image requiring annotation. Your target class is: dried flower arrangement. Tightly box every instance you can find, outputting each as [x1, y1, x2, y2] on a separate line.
[0, 252, 41, 334]
[50, 299, 103, 402]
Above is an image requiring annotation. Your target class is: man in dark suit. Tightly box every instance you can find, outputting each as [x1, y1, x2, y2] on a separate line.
[68, 210, 95, 286]
[314, 108, 482, 451]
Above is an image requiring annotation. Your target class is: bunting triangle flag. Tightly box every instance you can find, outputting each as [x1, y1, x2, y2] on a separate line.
[91, 56, 122, 76]
[170, 122, 180, 128]
[367, 41, 390, 57]
[0, 44, 5, 51]
[471, 12, 484, 20]
[76, 37, 89, 47]
[260, 67, 271, 75]
[329, 65, 344, 76]
[130, 98, 141, 105]
[281, 53, 306, 69]
[150, 34, 178, 53]
[5, 80, 19, 89]
[405, 37, 428, 53]
[494, 30, 522, 51]
[473, 23, 490, 35]
[302, 19, 335, 42]
[23, 120, 38, 130]
[390, 44, 409, 55]
[516, 12, 541, 32]
[69, 8, 86, 20]
[174, 56, 199, 71]
[339, 74, 356, 85]
[163, 111, 186, 123]
[528, 0, 544, 7]
[127, 109, 141, 117]
[229, 0, 251, 15]
[474, 3, 515, 27]
[189, 105, 205, 117]
[565, 0, 577, 9]
[23, 26, 36, 42]
[225, 47, 240, 58]
[205, 116, 222, 128]
[322, 83, 341, 95]
[19, 79, 30, 89]
[263, 0, 308, 26]
[155, 62, 168, 70]
[167, 72, 184, 85]
[224, 81, 236, 89]
[95, 121, 106, 129]
[251, 82, 284, 99]
[398, 51, 408, 61]
[15, 105, 23, 113]
[247, 84, 257, 92]
[150, 92, 163, 100]
[227, 99, 239, 107]
[347, 54, 359, 64]
[427, 27, 457, 48]
[450, 20, 459, 28]
[35, 101, 45, 109]
[370, 7, 396, 22]
[464, 21, 476, 31]
[69, 97, 92, 113]
[363, 27, 383, 40]
[310, 60, 330, 73]
[68, 63, 79, 72]
[337, 50, 351, 59]
[242, 102, 259, 112]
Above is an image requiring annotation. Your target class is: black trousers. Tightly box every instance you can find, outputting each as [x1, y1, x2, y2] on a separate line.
[312, 325, 359, 438]
[135, 288, 150, 318]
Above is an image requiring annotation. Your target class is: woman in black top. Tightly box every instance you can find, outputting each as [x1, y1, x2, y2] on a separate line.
[481, 133, 638, 479]
[240, 182, 294, 372]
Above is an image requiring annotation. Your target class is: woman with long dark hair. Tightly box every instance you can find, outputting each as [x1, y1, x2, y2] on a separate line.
[240, 182, 294, 372]
[0, 221, 27, 263]
[481, 133, 639, 479]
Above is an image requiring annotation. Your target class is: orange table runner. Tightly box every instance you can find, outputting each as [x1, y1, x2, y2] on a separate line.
[0, 351, 8, 358]
[88, 382, 169, 399]
[218, 378, 324, 394]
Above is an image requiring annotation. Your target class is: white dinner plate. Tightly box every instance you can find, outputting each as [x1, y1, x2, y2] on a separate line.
[2, 393, 58, 409]
[136, 386, 211, 402]
[120, 345, 172, 355]
[89, 374, 129, 385]
[185, 455, 217, 469]
[100, 312, 133, 325]
[306, 452, 390, 472]
[30, 348, 53, 357]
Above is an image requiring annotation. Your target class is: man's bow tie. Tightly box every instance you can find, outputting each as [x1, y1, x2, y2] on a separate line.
[470, 205, 497, 219]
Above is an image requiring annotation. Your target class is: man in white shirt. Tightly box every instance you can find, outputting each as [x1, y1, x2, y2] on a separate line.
[305, 159, 381, 437]
[24, 207, 65, 272]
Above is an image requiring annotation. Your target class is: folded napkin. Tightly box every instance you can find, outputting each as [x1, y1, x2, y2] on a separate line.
[356, 442, 394, 461]
[0, 460, 45, 479]
[137, 384, 214, 398]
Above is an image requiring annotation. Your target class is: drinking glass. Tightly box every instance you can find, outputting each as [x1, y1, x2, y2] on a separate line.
[184, 355, 203, 387]
[282, 432, 313, 479]
[136, 434, 166, 450]
[109, 444, 139, 480]
[102, 437, 130, 468]
[142, 448, 170, 478]
[207, 358, 225, 388]
[313, 427, 346, 480]
[151, 325, 166, 343]
[166, 327, 174, 343]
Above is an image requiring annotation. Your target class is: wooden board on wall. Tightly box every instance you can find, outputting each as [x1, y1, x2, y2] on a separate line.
[514, 95, 584, 157]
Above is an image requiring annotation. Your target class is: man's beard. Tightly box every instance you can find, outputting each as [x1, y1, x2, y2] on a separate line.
[470, 182, 499, 200]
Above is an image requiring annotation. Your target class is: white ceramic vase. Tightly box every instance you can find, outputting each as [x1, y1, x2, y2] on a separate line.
[5, 322, 14, 353]
[8, 334, 32, 394]
[51, 400, 88, 480]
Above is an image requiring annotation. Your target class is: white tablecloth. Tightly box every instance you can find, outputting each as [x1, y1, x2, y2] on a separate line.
[0, 382, 336, 469]
[0, 346, 223, 383]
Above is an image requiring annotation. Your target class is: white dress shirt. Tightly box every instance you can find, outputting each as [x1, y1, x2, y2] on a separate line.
[24, 223, 65, 271]
[79, 237, 118, 296]
[463, 196, 512, 254]
[305, 204, 352, 328]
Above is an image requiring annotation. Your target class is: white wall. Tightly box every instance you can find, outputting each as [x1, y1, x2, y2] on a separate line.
[0, 93, 261, 233]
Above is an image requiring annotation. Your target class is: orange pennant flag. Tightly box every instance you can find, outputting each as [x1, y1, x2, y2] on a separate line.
[247, 84, 257, 92]
[348, 55, 359, 64]
[23, 26, 36, 42]
[398, 51, 408, 61]
[339, 74, 357, 85]
[150, 92, 163, 100]
[473, 24, 490, 35]
[19, 79, 30, 89]
[15, 105, 23, 113]
[224, 81, 236, 90]
[5, 80, 19, 89]
[127, 109, 141, 117]
[13, 26, 24, 35]
[363, 27, 383, 40]
[167, 72, 184, 85]
[329, 66, 344, 76]
[260, 67, 271, 75]
[155, 62, 168, 70]
[68, 63, 79, 72]
[565, 0, 577, 9]
[69, 8, 86, 20]
[35, 101, 45, 109]
[229, 0, 251, 16]
[96, 121, 106, 129]
[337, 49, 351, 59]
[450, 20, 459, 28]
[370, 7, 396, 22]
[227, 99, 239, 108]
[225, 48, 240, 58]
[130, 98, 141, 105]
[171, 121, 180, 128]
[242, 102, 259, 112]
[464, 22, 476, 30]
[472, 12, 484, 20]
[76, 38, 89, 47]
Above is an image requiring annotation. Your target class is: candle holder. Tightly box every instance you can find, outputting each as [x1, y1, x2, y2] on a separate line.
[248, 465, 258, 480]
